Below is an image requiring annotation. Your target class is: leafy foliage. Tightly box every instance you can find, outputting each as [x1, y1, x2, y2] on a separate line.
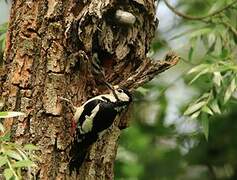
[164, 0, 237, 137]
[0, 111, 38, 180]
[0, 5, 38, 179]
[0, 22, 7, 48]
[0, 22, 7, 65]
[116, 0, 237, 179]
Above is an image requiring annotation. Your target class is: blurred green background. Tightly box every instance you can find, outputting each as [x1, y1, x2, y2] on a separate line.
[0, 0, 237, 179]
[115, 0, 237, 179]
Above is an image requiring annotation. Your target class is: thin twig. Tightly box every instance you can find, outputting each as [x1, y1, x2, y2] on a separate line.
[163, 0, 237, 20]
[221, 21, 237, 37]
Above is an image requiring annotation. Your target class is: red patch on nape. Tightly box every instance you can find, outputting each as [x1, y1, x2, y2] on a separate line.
[70, 119, 77, 136]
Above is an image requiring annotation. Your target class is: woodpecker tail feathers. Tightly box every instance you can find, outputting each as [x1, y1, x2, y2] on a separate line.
[69, 132, 98, 173]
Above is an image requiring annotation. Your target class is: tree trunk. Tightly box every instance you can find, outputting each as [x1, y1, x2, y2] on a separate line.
[1, 0, 178, 179]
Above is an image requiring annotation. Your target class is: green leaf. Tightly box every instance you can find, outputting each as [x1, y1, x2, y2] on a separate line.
[195, 93, 210, 103]
[208, 0, 225, 14]
[0, 111, 25, 118]
[0, 155, 8, 167]
[201, 114, 209, 140]
[0, 33, 6, 50]
[188, 46, 194, 61]
[184, 101, 206, 116]
[0, 112, 8, 117]
[224, 78, 236, 103]
[188, 64, 210, 74]
[23, 144, 39, 151]
[0, 33, 6, 41]
[202, 106, 213, 115]
[0, 22, 8, 34]
[189, 27, 213, 38]
[12, 159, 35, 168]
[0, 132, 11, 141]
[0, 122, 5, 132]
[170, 28, 197, 40]
[15, 148, 28, 160]
[189, 68, 210, 84]
[3, 168, 14, 180]
[220, 48, 228, 59]
[210, 100, 221, 114]
[190, 110, 201, 119]
[206, 40, 216, 53]
[208, 33, 216, 46]
[5, 150, 23, 161]
[16, 168, 22, 179]
[1, 35, 6, 51]
[213, 72, 222, 87]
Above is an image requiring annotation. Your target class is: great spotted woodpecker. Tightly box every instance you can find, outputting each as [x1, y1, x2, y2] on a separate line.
[67, 87, 132, 173]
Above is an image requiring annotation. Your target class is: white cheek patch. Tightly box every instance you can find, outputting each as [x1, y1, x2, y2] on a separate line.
[117, 93, 129, 102]
[81, 104, 100, 134]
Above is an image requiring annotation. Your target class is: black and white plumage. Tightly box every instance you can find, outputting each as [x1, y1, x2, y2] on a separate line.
[69, 88, 132, 173]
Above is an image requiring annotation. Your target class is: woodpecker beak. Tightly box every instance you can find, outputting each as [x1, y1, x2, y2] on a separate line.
[104, 81, 120, 101]
[104, 81, 114, 91]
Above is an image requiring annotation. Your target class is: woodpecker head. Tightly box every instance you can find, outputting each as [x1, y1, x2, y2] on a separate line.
[113, 88, 132, 103]
[103, 81, 132, 103]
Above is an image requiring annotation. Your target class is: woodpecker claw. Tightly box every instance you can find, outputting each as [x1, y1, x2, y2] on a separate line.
[59, 97, 77, 110]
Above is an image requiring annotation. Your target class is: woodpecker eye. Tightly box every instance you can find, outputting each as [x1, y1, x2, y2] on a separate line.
[117, 89, 123, 93]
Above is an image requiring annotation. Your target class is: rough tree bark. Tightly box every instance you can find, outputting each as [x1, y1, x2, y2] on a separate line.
[0, 0, 178, 179]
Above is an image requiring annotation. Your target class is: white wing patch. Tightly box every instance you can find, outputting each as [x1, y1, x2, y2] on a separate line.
[73, 106, 84, 124]
[81, 104, 100, 134]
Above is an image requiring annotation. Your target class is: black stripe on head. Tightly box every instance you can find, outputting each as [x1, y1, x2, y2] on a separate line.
[118, 88, 132, 102]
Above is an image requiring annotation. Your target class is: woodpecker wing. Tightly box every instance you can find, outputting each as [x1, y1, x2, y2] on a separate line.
[69, 88, 132, 173]
[80, 104, 100, 134]
[77, 99, 102, 128]
[91, 101, 118, 133]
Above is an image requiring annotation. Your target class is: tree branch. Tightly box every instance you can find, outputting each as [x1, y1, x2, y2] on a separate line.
[221, 21, 237, 37]
[121, 52, 180, 90]
[163, 0, 237, 21]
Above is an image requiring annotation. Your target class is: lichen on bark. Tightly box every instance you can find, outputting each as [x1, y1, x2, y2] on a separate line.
[0, 0, 178, 179]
